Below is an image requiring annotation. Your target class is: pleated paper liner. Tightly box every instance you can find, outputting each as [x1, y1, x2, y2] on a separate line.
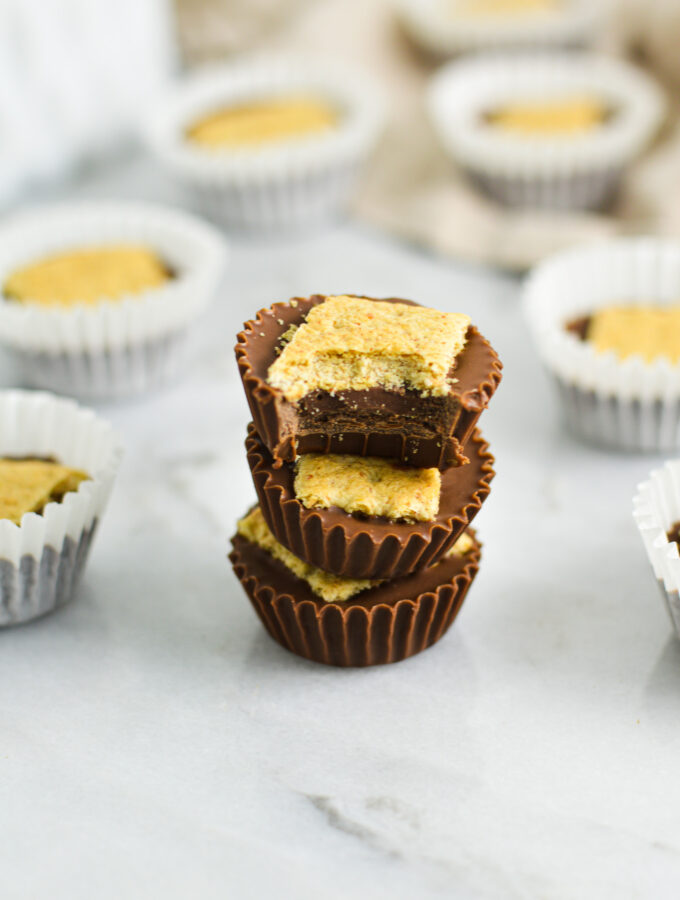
[0, 390, 122, 626]
[145, 56, 384, 232]
[634, 458, 680, 638]
[396, 0, 603, 57]
[0, 202, 226, 400]
[246, 422, 494, 579]
[229, 527, 481, 667]
[427, 53, 665, 212]
[235, 294, 503, 470]
[524, 237, 680, 452]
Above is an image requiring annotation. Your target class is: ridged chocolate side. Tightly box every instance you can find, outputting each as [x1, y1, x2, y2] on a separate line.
[229, 530, 481, 667]
[235, 294, 503, 470]
[246, 423, 494, 579]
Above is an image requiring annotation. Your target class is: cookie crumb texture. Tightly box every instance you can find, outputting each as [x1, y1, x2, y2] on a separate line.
[295, 453, 441, 522]
[186, 96, 338, 148]
[587, 304, 680, 364]
[237, 505, 376, 602]
[267, 295, 470, 402]
[4, 245, 170, 307]
[486, 96, 608, 136]
[237, 505, 472, 603]
[0, 459, 89, 525]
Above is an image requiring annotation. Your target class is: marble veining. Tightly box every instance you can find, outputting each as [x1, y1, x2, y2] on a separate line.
[0, 155, 679, 899]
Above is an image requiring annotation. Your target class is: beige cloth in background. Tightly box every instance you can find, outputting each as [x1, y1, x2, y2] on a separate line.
[175, 0, 680, 271]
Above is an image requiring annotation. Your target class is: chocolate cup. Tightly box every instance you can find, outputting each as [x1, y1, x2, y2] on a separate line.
[246, 422, 494, 579]
[235, 294, 502, 470]
[229, 529, 481, 667]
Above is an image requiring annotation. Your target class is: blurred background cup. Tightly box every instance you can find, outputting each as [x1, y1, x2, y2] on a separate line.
[1, 0, 680, 274]
[0, 0, 175, 207]
[145, 55, 384, 231]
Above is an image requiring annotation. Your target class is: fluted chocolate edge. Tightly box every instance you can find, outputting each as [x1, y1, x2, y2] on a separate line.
[235, 299, 291, 464]
[246, 423, 495, 579]
[229, 534, 481, 667]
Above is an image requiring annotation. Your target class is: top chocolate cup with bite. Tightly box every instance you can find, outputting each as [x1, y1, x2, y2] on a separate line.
[235, 294, 502, 469]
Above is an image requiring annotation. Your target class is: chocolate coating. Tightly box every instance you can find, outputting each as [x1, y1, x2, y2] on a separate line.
[235, 295, 502, 469]
[229, 528, 481, 667]
[246, 423, 494, 579]
[566, 316, 590, 341]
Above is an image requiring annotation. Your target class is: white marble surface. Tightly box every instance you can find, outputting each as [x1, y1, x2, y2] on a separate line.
[3, 157, 680, 900]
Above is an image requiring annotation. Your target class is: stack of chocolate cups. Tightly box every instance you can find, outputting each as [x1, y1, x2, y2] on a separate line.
[231, 294, 502, 667]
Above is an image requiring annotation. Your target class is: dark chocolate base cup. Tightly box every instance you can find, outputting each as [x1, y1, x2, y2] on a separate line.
[235, 294, 502, 470]
[229, 529, 481, 667]
[246, 422, 494, 579]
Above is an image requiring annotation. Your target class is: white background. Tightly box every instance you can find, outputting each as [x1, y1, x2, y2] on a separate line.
[1, 155, 678, 899]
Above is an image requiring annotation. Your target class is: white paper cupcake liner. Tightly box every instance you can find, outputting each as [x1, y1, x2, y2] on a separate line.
[396, 0, 605, 56]
[144, 56, 384, 231]
[427, 53, 665, 211]
[524, 237, 680, 452]
[0, 202, 227, 400]
[0, 390, 122, 626]
[633, 459, 680, 637]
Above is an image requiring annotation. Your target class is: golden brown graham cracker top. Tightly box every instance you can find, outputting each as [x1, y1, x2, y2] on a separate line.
[186, 96, 337, 149]
[0, 459, 90, 525]
[295, 453, 441, 522]
[267, 295, 471, 402]
[4, 245, 170, 308]
[586, 304, 680, 364]
[453, 0, 560, 16]
[487, 96, 608, 136]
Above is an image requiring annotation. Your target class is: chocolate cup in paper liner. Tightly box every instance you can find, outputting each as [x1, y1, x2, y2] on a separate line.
[245, 422, 494, 579]
[0, 202, 226, 400]
[0, 390, 122, 626]
[145, 57, 384, 232]
[427, 54, 665, 213]
[229, 529, 481, 667]
[235, 294, 502, 470]
[525, 237, 680, 453]
[396, 0, 603, 57]
[634, 459, 680, 638]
